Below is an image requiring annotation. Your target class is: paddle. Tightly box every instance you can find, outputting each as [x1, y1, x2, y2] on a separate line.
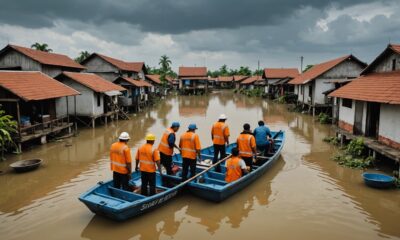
[178, 154, 232, 186]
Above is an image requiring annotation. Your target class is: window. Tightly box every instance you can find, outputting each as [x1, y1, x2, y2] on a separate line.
[392, 59, 396, 71]
[342, 98, 352, 108]
[97, 93, 101, 107]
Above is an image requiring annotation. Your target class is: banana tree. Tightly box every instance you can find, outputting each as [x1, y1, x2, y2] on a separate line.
[0, 108, 17, 160]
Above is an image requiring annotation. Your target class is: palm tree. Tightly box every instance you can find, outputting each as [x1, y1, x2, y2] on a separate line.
[74, 51, 91, 63]
[159, 55, 172, 88]
[31, 43, 53, 52]
[0, 108, 17, 159]
[219, 64, 229, 76]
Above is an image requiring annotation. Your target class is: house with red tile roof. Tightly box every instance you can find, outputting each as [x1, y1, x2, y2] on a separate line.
[289, 55, 366, 115]
[178, 67, 208, 94]
[144, 74, 174, 94]
[263, 68, 299, 98]
[0, 71, 80, 150]
[329, 44, 400, 151]
[239, 75, 264, 90]
[81, 53, 147, 82]
[216, 76, 234, 88]
[55, 72, 126, 127]
[113, 76, 154, 112]
[0, 44, 85, 77]
[233, 75, 249, 89]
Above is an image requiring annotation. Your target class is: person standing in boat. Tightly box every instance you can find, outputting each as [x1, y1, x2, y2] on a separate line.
[237, 123, 257, 171]
[135, 134, 162, 196]
[211, 114, 230, 172]
[225, 147, 248, 183]
[158, 122, 180, 175]
[110, 132, 132, 191]
[180, 124, 202, 182]
[253, 120, 273, 157]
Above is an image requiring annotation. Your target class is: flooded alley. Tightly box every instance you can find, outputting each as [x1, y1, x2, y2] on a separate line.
[0, 91, 399, 240]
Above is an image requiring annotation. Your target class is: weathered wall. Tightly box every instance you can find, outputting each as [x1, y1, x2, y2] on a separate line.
[0, 50, 42, 71]
[321, 60, 365, 79]
[371, 52, 400, 73]
[338, 98, 355, 131]
[56, 78, 103, 117]
[314, 79, 334, 105]
[378, 104, 400, 149]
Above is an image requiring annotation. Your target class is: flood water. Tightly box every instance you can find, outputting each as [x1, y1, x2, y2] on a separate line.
[1, 91, 399, 240]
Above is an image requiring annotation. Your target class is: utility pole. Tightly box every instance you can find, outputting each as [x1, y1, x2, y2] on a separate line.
[257, 60, 260, 76]
[300, 56, 304, 72]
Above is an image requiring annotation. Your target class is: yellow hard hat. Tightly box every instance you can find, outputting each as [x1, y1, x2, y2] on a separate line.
[145, 133, 156, 141]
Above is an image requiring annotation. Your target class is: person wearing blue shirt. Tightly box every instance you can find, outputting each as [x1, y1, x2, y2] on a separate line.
[253, 120, 272, 157]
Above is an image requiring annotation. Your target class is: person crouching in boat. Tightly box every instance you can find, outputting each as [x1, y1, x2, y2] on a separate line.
[135, 134, 163, 196]
[110, 132, 132, 191]
[179, 124, 202, 182]
[237, 123, 257, 171]
[225, 147, 248, 183]
[253, 120, 273, 157]
[158, 122, 180, 175]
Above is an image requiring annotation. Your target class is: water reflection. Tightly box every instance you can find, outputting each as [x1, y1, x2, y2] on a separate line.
[178, 95, 209, 117]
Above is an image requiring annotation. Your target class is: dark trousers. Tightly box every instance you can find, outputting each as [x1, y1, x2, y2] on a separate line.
[160, 152, 173, 175]
[113, 171, 130, 191]
[242, 156, 253, 171]
[182, 158, 196, 182]
[141, 171, 156, 196]
[213, 144, 226, 172]
[256, 144, 269, 157]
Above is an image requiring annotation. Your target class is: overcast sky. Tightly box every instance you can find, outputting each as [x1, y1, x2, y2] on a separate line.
[0, 0, 399, 72]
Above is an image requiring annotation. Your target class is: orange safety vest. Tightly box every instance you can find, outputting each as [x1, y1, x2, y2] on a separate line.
[225, 156, 243, 183]
[158, 128, 175, 156]
[136, 143, 160, 173]
[211, 122, 229, 145]
[110, 142, 132, 174]
[237, 133, 255, 157]
[180, 132, 200, 160]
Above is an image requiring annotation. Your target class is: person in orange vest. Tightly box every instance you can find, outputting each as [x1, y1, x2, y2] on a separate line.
[158, 122, 180, 175]
[225, 147, 248, 183]
[237, 123, 257, 171]
[211, 114, 230, 172]
[179, 123, 201, 182]
[135, 133, 162, 196]
[110, 132, 132, 191]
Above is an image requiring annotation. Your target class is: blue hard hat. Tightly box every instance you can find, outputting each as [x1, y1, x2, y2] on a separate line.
[188, 123, 198, 130]
[171, 122, 180, 128]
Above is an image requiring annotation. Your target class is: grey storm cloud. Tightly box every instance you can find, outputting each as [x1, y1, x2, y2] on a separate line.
[0, 0, 381, 34]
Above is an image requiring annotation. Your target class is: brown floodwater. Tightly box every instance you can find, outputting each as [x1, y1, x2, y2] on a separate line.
[0, 90, 399, 240]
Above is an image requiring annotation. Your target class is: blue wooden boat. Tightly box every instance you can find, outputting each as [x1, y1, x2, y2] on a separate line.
[362, 172, 395, 189]
[173, 130, 285, 202]
[79, 171, 184, 221]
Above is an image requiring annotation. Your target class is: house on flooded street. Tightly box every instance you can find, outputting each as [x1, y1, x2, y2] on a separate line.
[239, 76, 264, 90]
[55, 72, 126, 128]
[145, 74, 173, 95]
[329, 44, 400, 164]
[263, 68, 299, 98]
[289, 55, 367, 116]
[178, 67, 208, 94]
[81, 53, 146, 82]
[0, 44, 85, 77]
[0, 71, 79, 151]
[217, 76, 234, 89]
[113, 76, 153, 112]
[233, 75, 249, 89]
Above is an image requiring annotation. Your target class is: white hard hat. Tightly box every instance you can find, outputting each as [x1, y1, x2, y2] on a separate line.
[119, 132, 130, 140]
[219, 114, 227, 120]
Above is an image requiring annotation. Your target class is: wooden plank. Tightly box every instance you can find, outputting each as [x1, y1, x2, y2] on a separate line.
[0, 98, 19, 102]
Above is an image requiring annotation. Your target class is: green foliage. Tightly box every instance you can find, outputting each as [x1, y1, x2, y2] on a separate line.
[240, 88, 264, 97]
[332, 138, 372, 169]
[31, 42, 52, 52]
[323, 136, 339, 145]
[0, 108, 17, 159]
[219, 64, 229, 76]
[318, 112, 331, 124]
[303, 64, 314, 72]
[74, 51, 91, 63]
[253, 69, 263, 76]
[275, 96, 286, 104]
[208, 65, 252, 77]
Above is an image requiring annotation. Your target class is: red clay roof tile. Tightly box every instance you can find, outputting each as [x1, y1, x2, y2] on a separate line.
[60, 72, 125, 93]
[117, 77, 153, 87]
[240, 76, 263, 84]
[217, 76, 234, 82]
[0, 71, 79, 101]
[329, 71, 400, 104]
[178, 67, 207, 77]
[93, 53, 144, 72]
[289, 55, 353, 85]
[233, 75, 249, 82]
[6, 45, 85, 69]
[263, 68, 299, 79]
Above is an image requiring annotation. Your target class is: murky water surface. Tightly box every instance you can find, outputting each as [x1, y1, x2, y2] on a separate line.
[1, 91, 399, 240]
